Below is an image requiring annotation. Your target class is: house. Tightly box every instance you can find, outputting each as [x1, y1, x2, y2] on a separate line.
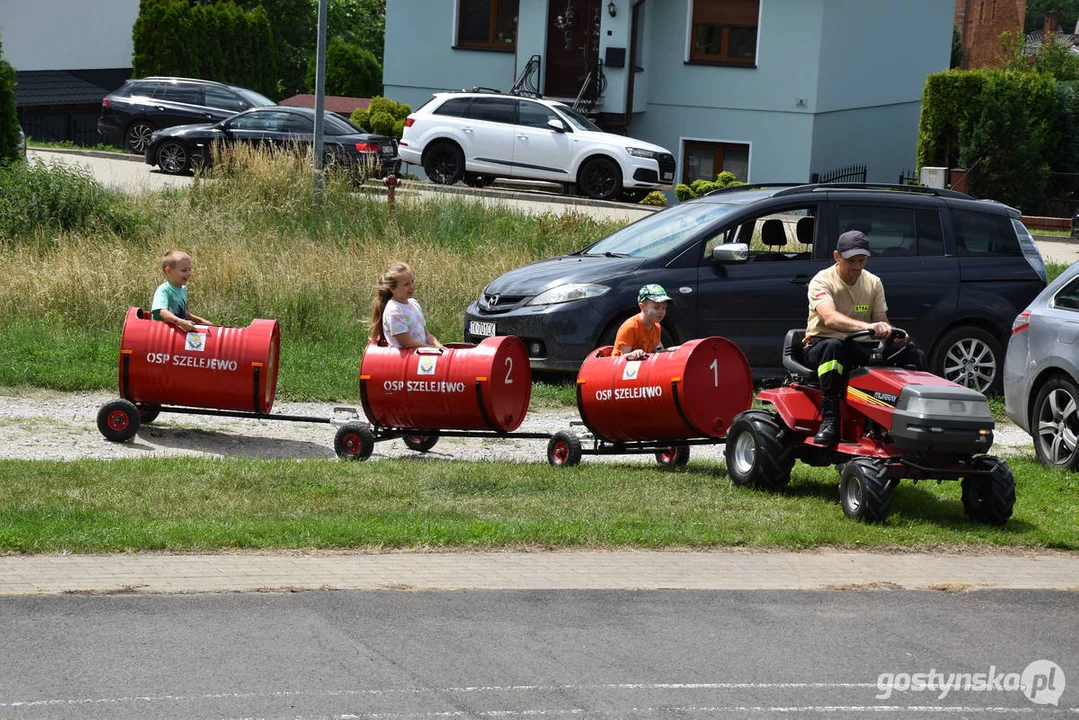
[279, 94, 372, 118]
[383, 0, 953, 186]
[0, 0, 137, 144]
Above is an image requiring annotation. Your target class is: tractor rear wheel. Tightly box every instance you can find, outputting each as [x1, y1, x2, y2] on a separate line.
[724, 410, 795, 490]
[839, 458, 893, 523]
[961, 456, 1015, 525]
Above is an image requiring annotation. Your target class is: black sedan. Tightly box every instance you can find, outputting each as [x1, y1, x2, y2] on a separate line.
[144, 106, 401, 177]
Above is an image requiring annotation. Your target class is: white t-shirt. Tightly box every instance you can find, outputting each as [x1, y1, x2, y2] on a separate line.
[382, 298, 428, 347]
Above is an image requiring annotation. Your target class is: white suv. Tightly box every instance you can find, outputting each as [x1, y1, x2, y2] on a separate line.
[399, 91, 675, 201]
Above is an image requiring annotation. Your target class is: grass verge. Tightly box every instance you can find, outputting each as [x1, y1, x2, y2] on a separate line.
[0, 455, 1073, 553]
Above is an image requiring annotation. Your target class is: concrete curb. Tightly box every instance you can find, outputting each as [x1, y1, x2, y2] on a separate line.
[29, 146, 144, 163]
[1, 550, 1075, 596]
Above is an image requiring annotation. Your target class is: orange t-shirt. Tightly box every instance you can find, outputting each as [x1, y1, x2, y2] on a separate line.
[612, 314, 662, 355]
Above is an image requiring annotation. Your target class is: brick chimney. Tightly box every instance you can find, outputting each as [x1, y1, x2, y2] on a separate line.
[1044, 10, 1060, 42]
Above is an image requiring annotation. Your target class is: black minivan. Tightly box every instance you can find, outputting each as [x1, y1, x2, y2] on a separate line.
[463, 184, 1048, 395]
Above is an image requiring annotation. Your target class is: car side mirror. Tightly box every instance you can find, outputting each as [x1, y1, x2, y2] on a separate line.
[712, 242, 749, 264]
[547, 118, 566, 133]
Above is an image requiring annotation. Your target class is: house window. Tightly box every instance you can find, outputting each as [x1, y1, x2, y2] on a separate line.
[457, 0, 519, 50]
[682, 140, 749, 184]
[690, 0, 759, 65]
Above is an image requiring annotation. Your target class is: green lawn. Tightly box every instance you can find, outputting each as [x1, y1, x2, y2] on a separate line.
[0, 455, 1073, 553]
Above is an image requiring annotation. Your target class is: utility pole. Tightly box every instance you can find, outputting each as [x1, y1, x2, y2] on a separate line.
[312, 0, 328, 200]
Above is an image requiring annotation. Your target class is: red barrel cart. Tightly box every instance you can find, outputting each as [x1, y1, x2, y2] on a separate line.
[333, 335, 552, 459]
[546, 337, 754, 467]
[96, 307, 337, 441]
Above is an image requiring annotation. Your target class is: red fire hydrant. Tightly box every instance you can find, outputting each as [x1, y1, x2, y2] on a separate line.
[381, 174, 400, 216]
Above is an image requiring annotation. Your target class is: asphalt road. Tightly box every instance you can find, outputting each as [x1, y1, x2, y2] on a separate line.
[0, 589, 1075, 719]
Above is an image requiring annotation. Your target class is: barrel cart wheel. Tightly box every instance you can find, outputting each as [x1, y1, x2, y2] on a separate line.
[335, 423, 375, 461]
[96, 399, 142, 442]
[136, 403, 161, 424]
[547, 431, 583, 467]
[655, 444, 691, 468]
[402, 432, 440, 453]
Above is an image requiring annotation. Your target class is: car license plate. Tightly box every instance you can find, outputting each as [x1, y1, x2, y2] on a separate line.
[662, 172, 673, 181]
[469, 321, 496, 337]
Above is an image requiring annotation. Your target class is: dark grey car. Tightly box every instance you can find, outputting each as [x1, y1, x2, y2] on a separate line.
[98, 76, 276, 154]
[464, 183, 1047, 394]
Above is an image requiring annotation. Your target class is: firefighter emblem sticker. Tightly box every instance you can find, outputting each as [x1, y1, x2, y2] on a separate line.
[417, 355, 437, 375]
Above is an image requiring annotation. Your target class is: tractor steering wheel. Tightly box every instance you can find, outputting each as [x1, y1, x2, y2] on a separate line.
[844, 328, 909, 365]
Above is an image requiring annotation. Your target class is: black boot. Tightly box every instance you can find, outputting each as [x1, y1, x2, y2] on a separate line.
[815, 396, 839, 446]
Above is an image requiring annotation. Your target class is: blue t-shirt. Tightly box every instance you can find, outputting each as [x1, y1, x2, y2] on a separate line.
[151, 281, 187, 320]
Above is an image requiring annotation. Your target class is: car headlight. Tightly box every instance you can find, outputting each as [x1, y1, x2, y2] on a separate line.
[526, 283, 610, 306]
[626, 147, 659, 159]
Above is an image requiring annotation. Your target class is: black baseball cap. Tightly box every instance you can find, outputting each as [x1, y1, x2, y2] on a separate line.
[836, 230, 871, 258]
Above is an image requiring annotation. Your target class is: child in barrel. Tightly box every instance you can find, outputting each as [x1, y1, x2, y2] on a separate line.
[151, 249, 212, 333]
[370, 261, 444, 349]
[612, 283, 673, 360]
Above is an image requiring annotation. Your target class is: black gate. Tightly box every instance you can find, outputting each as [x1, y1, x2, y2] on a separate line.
[811, 163, 867, 184]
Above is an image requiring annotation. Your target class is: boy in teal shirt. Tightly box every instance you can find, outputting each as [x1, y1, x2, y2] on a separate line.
[151, 250, 211, 333]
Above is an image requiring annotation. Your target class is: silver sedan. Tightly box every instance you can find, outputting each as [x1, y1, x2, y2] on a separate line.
[1004, 261, 1079, 469]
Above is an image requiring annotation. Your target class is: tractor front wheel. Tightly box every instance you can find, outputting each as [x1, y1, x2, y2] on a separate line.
[961, 456, 1015, 525]
[839, 458, 893, 523]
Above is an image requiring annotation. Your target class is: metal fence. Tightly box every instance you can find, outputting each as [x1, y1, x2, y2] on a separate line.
[810, 163, 867, 184]
[19, 109, 104, 147]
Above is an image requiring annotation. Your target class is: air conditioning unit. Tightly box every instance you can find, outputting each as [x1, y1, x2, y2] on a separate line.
[920, 167, 947, 189]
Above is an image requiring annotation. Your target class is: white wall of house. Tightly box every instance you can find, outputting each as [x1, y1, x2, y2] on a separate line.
[0, 0, 138, 71]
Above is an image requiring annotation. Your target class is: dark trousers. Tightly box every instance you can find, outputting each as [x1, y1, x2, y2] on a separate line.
[804, 337, 927, 399]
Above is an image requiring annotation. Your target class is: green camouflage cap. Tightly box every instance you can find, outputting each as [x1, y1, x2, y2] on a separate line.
[638, 283, 673, 304]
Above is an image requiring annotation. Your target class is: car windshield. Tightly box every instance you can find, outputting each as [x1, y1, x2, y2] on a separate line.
[235, 87, 277, 107]
[554, 105, 603, 132]
[584, 202, 741, 258]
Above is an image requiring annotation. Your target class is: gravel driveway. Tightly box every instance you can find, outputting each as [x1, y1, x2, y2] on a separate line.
[0, 389, 1035, 464]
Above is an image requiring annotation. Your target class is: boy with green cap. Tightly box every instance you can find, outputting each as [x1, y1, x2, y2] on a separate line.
[612, 283, 673, 360]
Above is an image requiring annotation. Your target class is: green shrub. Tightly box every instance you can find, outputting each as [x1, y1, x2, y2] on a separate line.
[674, 183, 694, 202]
[349, 96, 411, 138]
[0, 160, 141, 241]
[304, 36, 382, 99]
[639, 191, 667, 207]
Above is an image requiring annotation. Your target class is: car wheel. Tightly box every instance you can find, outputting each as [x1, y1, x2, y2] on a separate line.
[930, 326, 1003, 395]
[156, 140, 191, 175]
[960, 456, 1015, 525]
[724, 410, 794, 490]
[839, 458, 893, 523]
[125, 121, 155, 154]
[578, 157, 623, 201]
[1031, 375, 1079, 470]
[423, 142, 465, 185]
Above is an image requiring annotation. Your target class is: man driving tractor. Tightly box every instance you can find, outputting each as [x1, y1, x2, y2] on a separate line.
[804, 230, 926, 445]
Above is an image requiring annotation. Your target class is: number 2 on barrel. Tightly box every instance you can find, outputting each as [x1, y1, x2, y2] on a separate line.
[709, 359, 719, 387]
[505, 356, 514, 384]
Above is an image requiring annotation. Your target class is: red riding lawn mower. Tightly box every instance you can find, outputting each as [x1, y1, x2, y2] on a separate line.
[724, 329, 1016, 524]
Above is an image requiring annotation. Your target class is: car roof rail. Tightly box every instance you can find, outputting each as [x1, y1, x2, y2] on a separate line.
[771, 182, 973, 200]
[455, 86, 503, 94]
[702, 183, 803, 196]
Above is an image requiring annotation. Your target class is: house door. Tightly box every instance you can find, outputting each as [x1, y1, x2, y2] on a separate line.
[544, 0, 601, 98]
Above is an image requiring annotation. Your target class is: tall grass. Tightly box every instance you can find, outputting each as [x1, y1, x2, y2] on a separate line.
[0, 147, 617, 339]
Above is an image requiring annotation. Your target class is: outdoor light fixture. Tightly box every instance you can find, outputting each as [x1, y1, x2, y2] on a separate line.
[608, 1, 617, 17]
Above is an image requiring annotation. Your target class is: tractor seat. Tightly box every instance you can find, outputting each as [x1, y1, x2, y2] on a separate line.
[783, 329, 817, 383]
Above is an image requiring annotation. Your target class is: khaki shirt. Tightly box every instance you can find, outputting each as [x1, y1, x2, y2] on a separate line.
[806, 264, 887, 340]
